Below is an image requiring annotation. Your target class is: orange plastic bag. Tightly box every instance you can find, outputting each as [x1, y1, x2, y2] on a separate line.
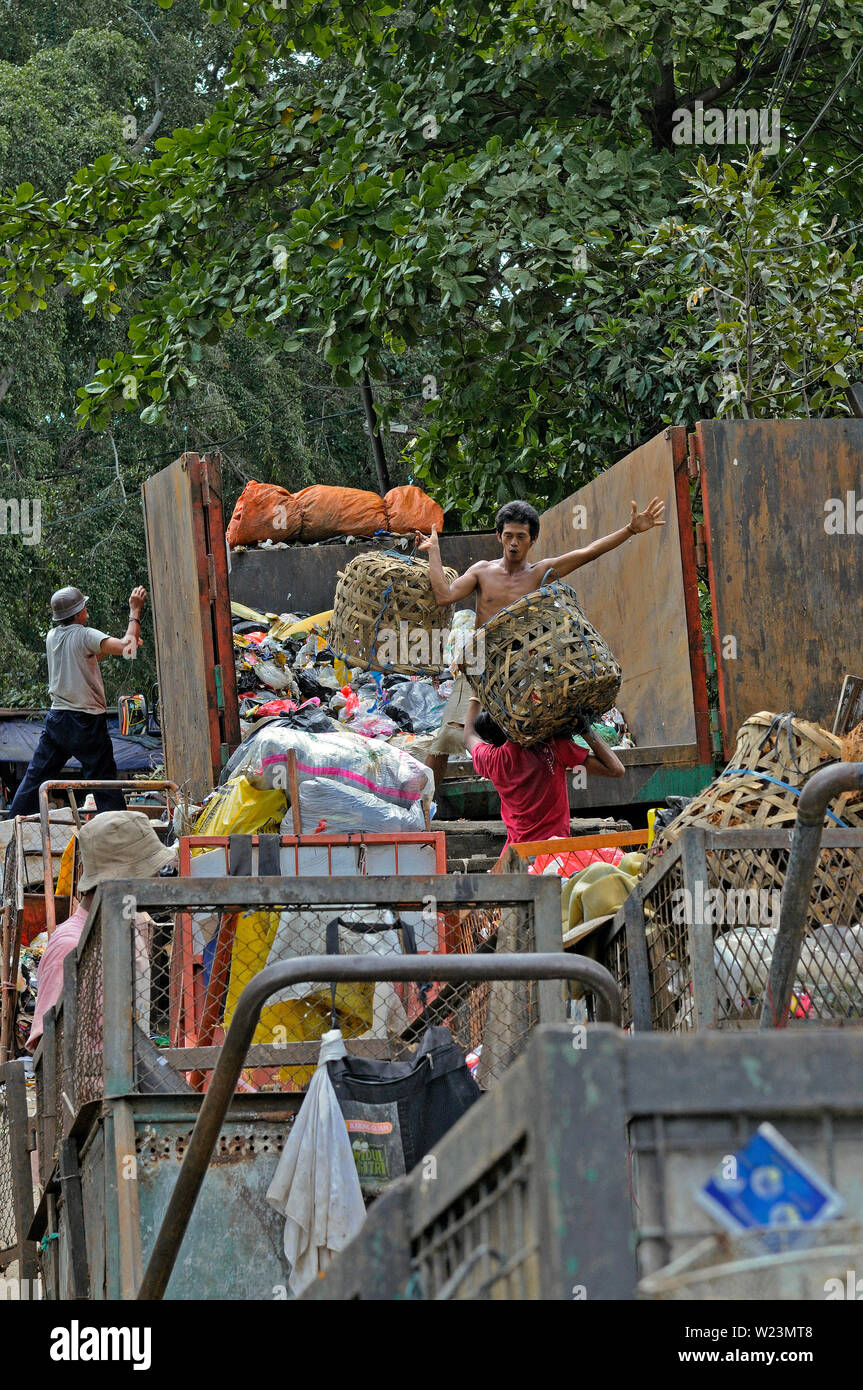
[385, 485, 444, 535]
[226, 481, 302, 547]
[294, 485, 387, 540]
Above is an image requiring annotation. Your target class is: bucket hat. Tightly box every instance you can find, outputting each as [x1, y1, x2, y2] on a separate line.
[50, 586, 89, 623]
[77, 811, 177, 894]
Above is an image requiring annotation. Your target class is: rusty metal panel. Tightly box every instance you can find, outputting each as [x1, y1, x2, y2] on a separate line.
[698, 419, 863, 751]
[143, 455, 214, 799]
[135, 1110, 294, 1299]
[537, 428, 699, 754]
[229, 532, 502, 616]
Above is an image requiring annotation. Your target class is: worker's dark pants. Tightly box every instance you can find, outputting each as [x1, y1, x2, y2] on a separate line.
[2, 710, 126, 819]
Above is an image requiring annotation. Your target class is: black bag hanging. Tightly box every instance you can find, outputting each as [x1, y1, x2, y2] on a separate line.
[325, 915, 480, 1195]
[327, 1025, 481, 1196]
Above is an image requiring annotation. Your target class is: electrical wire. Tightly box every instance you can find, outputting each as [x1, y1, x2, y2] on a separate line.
[774, 44, 863, 177]
[733, 0, 793, 106]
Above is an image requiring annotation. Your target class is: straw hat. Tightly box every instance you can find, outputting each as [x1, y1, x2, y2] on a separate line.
[77, 811, 177, 894]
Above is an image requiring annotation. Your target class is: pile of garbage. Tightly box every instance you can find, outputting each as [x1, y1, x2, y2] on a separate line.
[198, 601, 639, 840]
[232, 601, 634, 759]
[15, 934, 45, 1053]
[233, 602, 469, 762]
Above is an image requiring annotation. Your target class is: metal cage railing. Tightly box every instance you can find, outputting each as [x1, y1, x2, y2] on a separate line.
[600, 825, 863, 1031]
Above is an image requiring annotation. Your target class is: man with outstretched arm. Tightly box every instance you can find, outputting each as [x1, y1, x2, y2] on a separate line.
[417, 496, 665, 794]
[3, 584, 148, 819]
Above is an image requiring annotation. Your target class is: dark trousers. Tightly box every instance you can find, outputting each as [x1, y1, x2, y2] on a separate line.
[3, 710, 126, 819]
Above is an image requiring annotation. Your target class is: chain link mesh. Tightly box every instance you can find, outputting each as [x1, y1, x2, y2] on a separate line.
[130, 892, 540, 1095]
[73, 923, 103, 1105]
[611, 836, 863, 1031]
[706, 844, 863, 1024]
[52, 1010, 65, 1157]
[0, 1076, 16, 1258]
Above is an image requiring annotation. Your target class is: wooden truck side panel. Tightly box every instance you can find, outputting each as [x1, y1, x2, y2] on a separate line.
[696, 419, 863, 752]
[536, 427, 714, 806]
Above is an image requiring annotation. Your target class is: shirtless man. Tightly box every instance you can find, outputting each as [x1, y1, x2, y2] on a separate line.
[417, 496, 666, 792]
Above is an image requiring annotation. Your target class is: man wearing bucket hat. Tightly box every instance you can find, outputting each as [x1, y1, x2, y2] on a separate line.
[26, 811, 177, 1051]
[2, 584, 147, 820]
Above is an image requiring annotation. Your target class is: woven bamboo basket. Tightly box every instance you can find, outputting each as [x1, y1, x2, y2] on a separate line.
[327, 551, 457, 674]
[653, 711, 863, 927]
[469, 579, 622, 746]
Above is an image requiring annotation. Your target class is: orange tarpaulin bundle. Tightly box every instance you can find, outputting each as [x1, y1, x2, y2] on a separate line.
[226, 480, 444, 547]
[225, 481, 302, 547]
[293, 485, 386, 540]
[385, 485, 443, 535]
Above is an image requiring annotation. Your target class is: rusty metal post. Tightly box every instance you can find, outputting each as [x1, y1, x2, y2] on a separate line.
[762, 762, 863, 1028]
[38, 780, 179, 934]
[137, 951, 621, 1301]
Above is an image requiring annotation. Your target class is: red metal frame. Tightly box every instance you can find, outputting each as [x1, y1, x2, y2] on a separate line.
[187, 453, 241, 775]
[694, 420, 729, 758]
[675, 428, 714, 767]
[172, 831, 447, 1048]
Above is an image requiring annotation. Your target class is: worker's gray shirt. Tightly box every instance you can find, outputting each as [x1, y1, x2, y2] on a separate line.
[46, 624, 109, 714]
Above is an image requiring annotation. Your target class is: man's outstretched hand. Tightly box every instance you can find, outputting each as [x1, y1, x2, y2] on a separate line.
[629, 498, 666, 533]
[414, 526, 439, 552]
[129, 585, 147, 615]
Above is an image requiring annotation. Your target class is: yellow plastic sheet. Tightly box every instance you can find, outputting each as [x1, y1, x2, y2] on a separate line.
[56, 834, 76, 897]
[193, 776, 286, 837]
[221, 910, 374, 1088]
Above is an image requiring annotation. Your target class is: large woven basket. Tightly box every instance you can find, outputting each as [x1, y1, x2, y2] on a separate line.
[657, 712, 863, 848]
[469, 579, 621, 746]
[328, 551, 457, 674]
[653, 711, 863, 928]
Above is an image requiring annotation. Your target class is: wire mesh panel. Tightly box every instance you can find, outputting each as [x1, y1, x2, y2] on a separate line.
[600, 847, 687, 1030]
[706, 840, 863, 1024]
[0, 1060, 37, 1283]
[32, 1049, 49, 1188]
[410, 1136, 539, 1299]
[0, 1072, 16, 1260]
[52, 1011, 66, 1149]
[131, 892, 548, 1095]
[73, 920, 104, 1105]
[70, 876, 567, 1105]
[604, 828, 863, 1031]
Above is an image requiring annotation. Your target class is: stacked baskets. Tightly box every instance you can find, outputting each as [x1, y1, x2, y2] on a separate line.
[657, 712, 863, 846]
[328, 551, 457, 675]
[654, 710, 863, 928]
[469, 578, 622, 746]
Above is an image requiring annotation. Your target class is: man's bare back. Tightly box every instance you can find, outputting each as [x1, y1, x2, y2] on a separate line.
[418, 496, 665, 627]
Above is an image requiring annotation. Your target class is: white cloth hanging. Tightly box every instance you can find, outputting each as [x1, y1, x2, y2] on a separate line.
[265, 1029, 366, 1295]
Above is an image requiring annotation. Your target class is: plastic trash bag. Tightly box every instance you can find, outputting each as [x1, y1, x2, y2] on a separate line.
[294, 668, 332, 703]
[348, 713, 397, 739]
[442, 609, 477, 670]
[193, 775, 287, 836]
[223, 723, 433, 808]
[291, 778, 428, 833]
[256, 660, 300, 694]
[386, 680, 449, 734]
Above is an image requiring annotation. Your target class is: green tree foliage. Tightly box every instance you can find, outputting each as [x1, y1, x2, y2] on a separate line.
[2, 0, 863, 706]
[0, 3, 405, 706]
